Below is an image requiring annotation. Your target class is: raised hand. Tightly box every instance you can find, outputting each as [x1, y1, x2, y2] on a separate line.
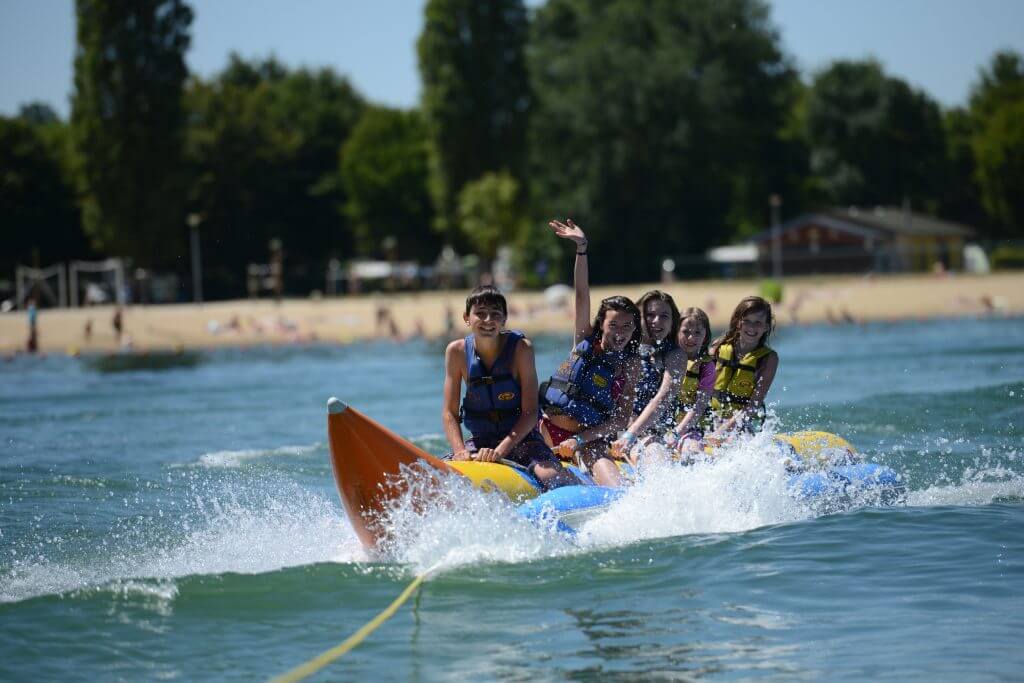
[548, 219, 588, 247]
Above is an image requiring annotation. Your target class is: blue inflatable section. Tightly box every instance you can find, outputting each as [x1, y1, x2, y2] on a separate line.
[517, 485, 623, 535]
[518, 462, 904, 534]
[786, 462, 902, 498]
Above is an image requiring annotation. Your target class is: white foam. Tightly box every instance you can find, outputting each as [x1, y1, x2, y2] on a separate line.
[194, 443, 320, 468]
[579, 432, 811, 546]
[372, 434, 813, 574]
[376, 465, 576, 574]
[0, 482, 366, 604]
[906, 467, 1024, 507]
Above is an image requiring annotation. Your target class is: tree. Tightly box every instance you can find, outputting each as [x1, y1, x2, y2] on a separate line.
[804, 60, 947, 210]
[340, 107, 437, 260]
[18, 102, 60, 126]
[972, 100, 1024, 235]
[456, 171, 525, 267]
[71, 0, 193, 267]
[528, 0, 799, 283]
[967, 51, 1024, 236]
[941, 107, 987, 230]
[1, 115, 90, 276]
[417, 0, 531, 242]
[969, 51, 1024, 119]
[184, 56, 365, 296]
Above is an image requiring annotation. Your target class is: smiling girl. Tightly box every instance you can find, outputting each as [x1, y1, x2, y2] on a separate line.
[667, 307, 715, 452]
[708, 296, 779, 436]
[540, 219, 642, 487]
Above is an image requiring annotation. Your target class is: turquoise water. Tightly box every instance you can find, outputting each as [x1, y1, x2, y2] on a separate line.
[2, 317, 1022, 681]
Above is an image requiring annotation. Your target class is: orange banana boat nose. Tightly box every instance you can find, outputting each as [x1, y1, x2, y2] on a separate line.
[326, 397, 454, 548]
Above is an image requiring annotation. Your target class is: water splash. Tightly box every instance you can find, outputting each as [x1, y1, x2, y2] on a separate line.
[192, 442, 321, 468]
[0, 476, 364, 604]
[579, 432, 812, 545]
[373, 463, 575, 574]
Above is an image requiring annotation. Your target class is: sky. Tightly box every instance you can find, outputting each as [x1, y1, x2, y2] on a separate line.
[2, 0, 1023, 118]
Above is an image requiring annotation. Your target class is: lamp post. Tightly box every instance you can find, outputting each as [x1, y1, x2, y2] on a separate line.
[769, 194, 783, 280]
[188, 213, 203, 303]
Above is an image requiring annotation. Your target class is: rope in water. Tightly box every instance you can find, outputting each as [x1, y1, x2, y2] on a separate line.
[269, 563, 441, 683]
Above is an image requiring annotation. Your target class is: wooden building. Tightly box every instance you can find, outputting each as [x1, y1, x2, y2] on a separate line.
[749, 206, 976, 275]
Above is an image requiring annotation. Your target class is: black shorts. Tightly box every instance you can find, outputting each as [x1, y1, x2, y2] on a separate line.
[464, 430, 561, 470]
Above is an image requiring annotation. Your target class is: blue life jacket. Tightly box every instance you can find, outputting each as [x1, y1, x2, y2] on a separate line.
[461, 331, 524, 442]
[633, 342, 672, 416]
[540, 336, 622, 427]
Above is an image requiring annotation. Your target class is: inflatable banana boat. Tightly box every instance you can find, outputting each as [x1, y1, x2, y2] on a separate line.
[325, 397, 903, 548]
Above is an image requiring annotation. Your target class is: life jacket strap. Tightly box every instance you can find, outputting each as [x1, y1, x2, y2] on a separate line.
[714, 389, 751, 406]
[717, 357, 759, 372]
[462, 407, 521, 423]
[545, 375, 583, 398]
[468, 372, 514, 387]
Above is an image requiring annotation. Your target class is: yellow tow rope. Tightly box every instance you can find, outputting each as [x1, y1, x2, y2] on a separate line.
[269, 564, 440, 683]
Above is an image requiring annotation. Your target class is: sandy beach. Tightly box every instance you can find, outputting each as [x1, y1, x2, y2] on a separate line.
[2, 271, 1021, 355]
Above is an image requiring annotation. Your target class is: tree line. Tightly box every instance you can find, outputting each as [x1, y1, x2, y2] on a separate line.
[3, 0, 1023, 296]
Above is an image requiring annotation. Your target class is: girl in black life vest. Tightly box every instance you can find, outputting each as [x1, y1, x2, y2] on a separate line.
[707, 296, 780, 441]
[539, 219, 643, 487]
[607, 290, 688, 464]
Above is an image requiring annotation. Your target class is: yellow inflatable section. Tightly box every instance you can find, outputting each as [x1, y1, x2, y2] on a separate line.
[448, 460, 540, 502]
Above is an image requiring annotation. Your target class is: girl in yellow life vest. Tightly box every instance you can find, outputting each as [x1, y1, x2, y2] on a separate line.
[666, 307, 716, 454]
[708, 296, 779, 437]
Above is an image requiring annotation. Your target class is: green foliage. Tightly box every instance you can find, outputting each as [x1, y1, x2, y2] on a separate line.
[71, 0, 193, 267]
[989, 245, 1024, 270]
[513, 219, 562, 288]
[17, 102, 60, 126]
[972, 99, 1024, 235]
[759, 278, 783, 304]
[804, 60, 947, 210]
[0, 115, 90, 274]
[184, 55, 365, 296]
[967, 51, 1024, 236]
[940, 107, 987, 229]
[418, 0, 531, 242]
[969, 51, 1024, 119]
[456, 172, 525, 262]
[340, 107, 438, 260]
[527, 0, 798, 283]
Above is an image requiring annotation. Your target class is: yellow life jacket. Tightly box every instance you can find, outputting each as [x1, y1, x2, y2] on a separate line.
[711, 343, 774, 418]
[675, 355, 713, 416]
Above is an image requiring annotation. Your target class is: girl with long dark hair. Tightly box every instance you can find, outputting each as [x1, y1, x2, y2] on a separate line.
[707, 296, 779, 437]
[539, 219, 642, 487]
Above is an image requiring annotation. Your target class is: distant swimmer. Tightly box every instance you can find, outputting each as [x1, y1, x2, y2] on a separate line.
[707, 296, 779, 439]
[539, 219, 642, 487]
[26, 296, 39, 354]
[442, 285, 576, 490]
[112, 305, 124, 345]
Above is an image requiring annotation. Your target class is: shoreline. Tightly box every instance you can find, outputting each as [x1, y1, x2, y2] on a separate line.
[2, 272, 1021, 355]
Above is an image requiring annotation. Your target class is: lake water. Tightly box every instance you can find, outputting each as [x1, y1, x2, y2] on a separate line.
[2, 316, 1022, 681]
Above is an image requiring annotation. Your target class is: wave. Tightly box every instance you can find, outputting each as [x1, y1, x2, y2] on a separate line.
[191, 442, 322, 468]
[907, 467, 1024, 506]
[4, 431, 1019, 606]
[372, 433, 815, 574]
[0, 479, 365, 605]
